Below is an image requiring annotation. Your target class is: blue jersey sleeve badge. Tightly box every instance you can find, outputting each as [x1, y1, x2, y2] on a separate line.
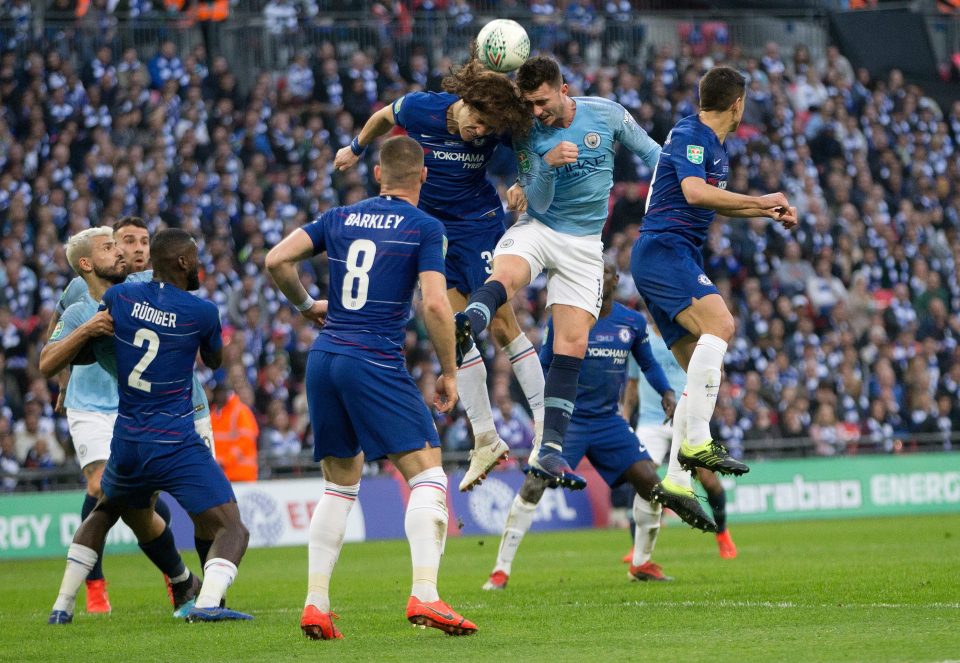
[687, 145, 704, 164]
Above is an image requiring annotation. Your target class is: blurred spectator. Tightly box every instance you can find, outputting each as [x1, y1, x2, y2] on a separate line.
[13, 399, 62, 464]
[260, 400, 302, 459]
[492, 389, 534, 454]
[0, 433, 19, 492]
[210, 382, 260, 481]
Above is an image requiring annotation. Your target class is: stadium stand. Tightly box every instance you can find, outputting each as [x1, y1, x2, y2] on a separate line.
[0, 1, 958, 491]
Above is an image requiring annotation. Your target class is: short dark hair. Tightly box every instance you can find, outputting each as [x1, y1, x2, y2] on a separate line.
[378, 136, 424, 186]
[113, 215, 148, 232]
[698, 66, 746, 112]
[516, 55, 562, 93]
[150, 228, 195, 272]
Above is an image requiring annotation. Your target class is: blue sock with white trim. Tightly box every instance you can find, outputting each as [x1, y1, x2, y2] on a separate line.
[541, 354, 582, 454]
[81, 494, 104, 581]
[464, 281, 508, 336]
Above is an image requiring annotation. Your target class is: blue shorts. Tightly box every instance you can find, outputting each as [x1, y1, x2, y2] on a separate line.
[630, 231, 719, 348]
[306, 350, 440, 462]
[564, 415, 651, 488]
[443, 213, 505, 295]
[101, 434, 236, 515]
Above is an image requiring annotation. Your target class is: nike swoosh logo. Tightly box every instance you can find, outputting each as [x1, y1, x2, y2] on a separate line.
[713, 158, 722, 165]
[425, 605, 456, 621]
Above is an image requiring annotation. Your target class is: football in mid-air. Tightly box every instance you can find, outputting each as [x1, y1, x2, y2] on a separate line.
[476, 19, 530, 73]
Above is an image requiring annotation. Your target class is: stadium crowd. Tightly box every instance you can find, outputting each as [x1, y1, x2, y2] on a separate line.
[0, 2, 959, 491]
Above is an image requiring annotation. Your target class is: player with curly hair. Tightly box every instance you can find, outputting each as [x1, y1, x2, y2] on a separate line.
[335, 61, 543, 493]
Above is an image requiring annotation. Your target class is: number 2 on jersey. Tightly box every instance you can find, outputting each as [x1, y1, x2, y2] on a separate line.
[342, 239, 376, 310]
[128, 328, 160, 392]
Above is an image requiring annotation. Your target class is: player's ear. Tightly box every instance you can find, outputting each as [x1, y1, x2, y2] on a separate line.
[420, 166, 428, 184]
[373, 164, 382, 184]
[559, 82, 568, 96]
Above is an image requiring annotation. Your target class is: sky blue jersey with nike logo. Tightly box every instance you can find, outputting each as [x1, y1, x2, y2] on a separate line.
[516, 97, 660, 236]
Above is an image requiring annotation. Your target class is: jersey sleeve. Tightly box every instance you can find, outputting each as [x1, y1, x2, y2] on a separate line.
[391, 92, 427, 131]
[300, 210, 331, 256]
[630, 315, 672, 395]
[48, 303, 86, 342]
[417, 218, 446, 275]
[666, 123, 707, 183]
[627, 355, 640, 380]
[613, 103, 661, 169]
[98, 286, 116, 313]
[516, 139, 556, 214]
[56, 277, 87, 315]
[539, 317, 555, 372]
[201, 301, 224, 356]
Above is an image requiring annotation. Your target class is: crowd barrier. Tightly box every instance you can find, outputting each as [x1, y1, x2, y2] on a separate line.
[2, 452, 959, 560]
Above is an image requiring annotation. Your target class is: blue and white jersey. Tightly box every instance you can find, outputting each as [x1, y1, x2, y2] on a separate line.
[99, 281, 222, 443]
[302, 195, 447, 366]
[48, 294, 119, 414]
[58, 270, 210, 420]
[541, 302, 671, 419]
[628, 329, 686, 427]
[392, 91, 504, 224]
[641, 114, 729, 247]
[516, 97, 660, 236]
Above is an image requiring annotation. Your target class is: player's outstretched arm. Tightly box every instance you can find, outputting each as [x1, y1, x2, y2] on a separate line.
[681, 176, 788, 214]
[38, 310, 113, 378]
[419, 270, 458, 413]
[266, 229, 328, 326]
[614, 105, 662, 168]
[334, 105, 397, 171]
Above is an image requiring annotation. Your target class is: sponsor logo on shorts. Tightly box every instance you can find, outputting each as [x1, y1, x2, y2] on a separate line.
[238, 490, 285, 547]
[499, 238, 515, 249]
[584, 132, 601, 149]
[78, 444, 87, 458]
[687, 145, 704, 164]
[698, 273, 713, 286]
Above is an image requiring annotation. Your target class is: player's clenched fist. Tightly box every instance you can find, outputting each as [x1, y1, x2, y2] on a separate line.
[506, 183, 527, 212]
[334, 146, 361, 171]
[434, 374, 458, 413]
[757, 192, 790, 215]
[82, 310, 114, 338]
[777, 206, 799, 230]
[544, 141, 579, 167]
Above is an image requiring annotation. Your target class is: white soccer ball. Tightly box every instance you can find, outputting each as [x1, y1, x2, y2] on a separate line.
[476, 19, 530, 73]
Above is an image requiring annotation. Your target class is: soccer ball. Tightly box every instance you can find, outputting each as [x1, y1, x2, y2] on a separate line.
[476, 19, 530, 73]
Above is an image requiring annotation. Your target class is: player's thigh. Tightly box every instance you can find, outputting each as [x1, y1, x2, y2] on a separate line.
[549, 304, 596, 357]
[390, 445, 443, 483]
[491, 214, 548, 294]
[445, 221, 503, 297]
[635, 423, 672, 466]
[631, 233, 719, 348]
[321, 455, 365, 486]
[674, 293, 735, 341]
[543, 229, 604, 320]
[305, 351, 361, 461]
[67, 409, 116, 472]
[152, 436, 238, 516]
[119, 505, 165, 541]
[330, 355, 440, 463]
[582, 416, 649, 488]
[193, 415, 216, 458]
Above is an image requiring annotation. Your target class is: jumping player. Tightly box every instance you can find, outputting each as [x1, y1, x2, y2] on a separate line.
[47, 229, 251, 624]
[623, 323, 737, 559]
[630, 66, 797, 506]
[334, 60, 543, 492]
[482, 258, 716, 591]
[268, 136, 476, 639]
[458, 55, 661, 490]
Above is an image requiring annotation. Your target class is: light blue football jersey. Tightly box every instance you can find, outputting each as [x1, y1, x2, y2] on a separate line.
[628, 329, 687, 427]
[515, 97, 660, 236]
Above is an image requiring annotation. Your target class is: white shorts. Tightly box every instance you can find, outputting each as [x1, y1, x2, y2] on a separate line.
[194, 415, 216, 458]
[495, 215, 604, 318]
[67, 410, 117, 470]
[635, 422, 672, 466]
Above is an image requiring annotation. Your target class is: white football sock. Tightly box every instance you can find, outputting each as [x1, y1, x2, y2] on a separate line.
[195, 558, 237, 609]
[631, 496, 662, 566]
[492, 495, 538, 575]
[406, 467, 448, 602]
[685, 334, 727, 445]
[457, 345, 496, 442]
[305, 481, 359, 611]
[504, 333, 545, 442]
[666, 392, 693, 488]
[52, 543, 98, 613]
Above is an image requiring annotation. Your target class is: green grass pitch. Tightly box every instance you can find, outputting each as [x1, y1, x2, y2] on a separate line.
[2, 514, 958, 662]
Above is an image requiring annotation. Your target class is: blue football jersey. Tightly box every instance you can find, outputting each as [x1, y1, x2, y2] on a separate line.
[628, 330, 687, 427]
[392, 92, 503, 223]
[302, 195, 446, 365]
[641, 114, 729, 246]
[100, 281, 222, 443]
[541, 303, 669, 419]
[516, 97, 660, 236]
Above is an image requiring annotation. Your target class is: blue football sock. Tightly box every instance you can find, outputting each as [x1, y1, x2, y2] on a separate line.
[707, 489, 727, 533]
[541, 354, 582, 453]
[81, 494, 105, 581]
[464, 281, 508, 336]
[138, 526, 186, 579]
[154, 497, 172, 526]
[195, 538, 213, 568]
